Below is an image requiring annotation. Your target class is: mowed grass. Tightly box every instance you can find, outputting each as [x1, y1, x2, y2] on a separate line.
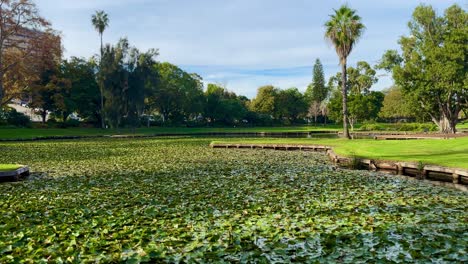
[0, 138, 466, 262]
[0, 126, 340, 140]
[459, 122, 468, 129]
[0, 164, 21, 172]
[213, 137, 468, 169]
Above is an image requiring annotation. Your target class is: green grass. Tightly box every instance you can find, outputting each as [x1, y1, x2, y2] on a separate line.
[0, 164, 21, 172]
[458, 122, 468, 129]
[0, 125, 340, 140]
[0, 137, 466, 262]
[213, 137, 468, 169]
[1, 121, 463, 140]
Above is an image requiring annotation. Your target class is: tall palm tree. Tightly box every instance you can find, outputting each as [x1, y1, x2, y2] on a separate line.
[325, 5, 365, 139]
[91, 10, 109, 129]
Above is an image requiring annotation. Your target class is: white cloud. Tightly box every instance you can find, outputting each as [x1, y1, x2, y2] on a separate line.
[35, 0, 465, 97]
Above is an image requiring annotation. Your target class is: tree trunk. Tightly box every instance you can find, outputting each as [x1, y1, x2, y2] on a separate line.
[341, 62, 350, 139]
[0, 77, 3, 106]
[99, 33, 105, 129]
[62, 112, 69, 123]
[0, 52, 4, 105]
[438, 115, 457, 134]
[41, 111, 47, 124]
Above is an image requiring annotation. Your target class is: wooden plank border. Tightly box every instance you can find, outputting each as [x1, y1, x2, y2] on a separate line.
[210, 143, 468, 189]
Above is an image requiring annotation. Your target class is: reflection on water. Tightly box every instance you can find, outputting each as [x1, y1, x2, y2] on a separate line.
[205, 132, 375, 139]
[202, 132, 341, 139]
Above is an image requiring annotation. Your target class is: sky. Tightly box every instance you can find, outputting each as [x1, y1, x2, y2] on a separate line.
[35, 0, 465, 98]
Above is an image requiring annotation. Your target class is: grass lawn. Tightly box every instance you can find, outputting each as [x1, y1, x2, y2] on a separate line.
[213, 137, 468, 169]
[0, 125, 340, 140]
[0, 164, 21, 172]
[458, 122, 468, 129]
[0, 137, 466, 262]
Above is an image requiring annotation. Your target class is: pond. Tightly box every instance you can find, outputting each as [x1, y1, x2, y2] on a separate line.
[0, 137, 466, 262]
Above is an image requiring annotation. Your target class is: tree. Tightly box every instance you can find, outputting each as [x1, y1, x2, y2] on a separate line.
[377, 4, 467, 133]
[126, 47, 158, 128]
[305, 59, 329, 125]
[203, 84, 248, 125]
[99, 38, 159, 129]
[27, 31, 63, 123]
[275, 88, 308, 123]
[325, 5, 365, 139]
[307, 100, 321, 125]
[92, 10, 109, 129]
[148, 62, 203, 124]
[250, 85, 278, 116]
[347, 61, 377, 94]
[0, 0, 50, 106]
[379, 86, 415, 121]
[61, 57, 100, 123]
[327, 61, 381, 128]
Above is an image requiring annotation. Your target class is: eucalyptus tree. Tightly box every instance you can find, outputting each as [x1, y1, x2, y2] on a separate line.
[91, 10, 109, 128]
[325, 5, 365, 139]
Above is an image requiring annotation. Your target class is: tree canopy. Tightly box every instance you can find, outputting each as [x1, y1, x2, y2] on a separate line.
[377, 4, 467, 133]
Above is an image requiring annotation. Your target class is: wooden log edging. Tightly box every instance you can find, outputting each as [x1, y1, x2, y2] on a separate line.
[210, 143, 468, 190]
[0, 166, 30, 181]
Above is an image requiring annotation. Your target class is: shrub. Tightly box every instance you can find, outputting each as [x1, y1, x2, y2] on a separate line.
[359, 121, 385, 131]
[65, 119, 80, 127]
[0, 108, 31, 127]
[396, 123, 437, 132]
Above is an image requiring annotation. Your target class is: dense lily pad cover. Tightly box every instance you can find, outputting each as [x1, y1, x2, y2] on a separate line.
[0, 138, 466, 263]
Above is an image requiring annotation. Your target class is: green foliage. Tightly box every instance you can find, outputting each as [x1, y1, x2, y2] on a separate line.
[203, 84, 249, 125]
[275, 88, 308, 123]
[324, 5, 365, 65]
[100, 38, 158, 128]
[359, 121, 385, 131]
[0, 108, 31, 127]
[305, 59, 328, 104]
[379, 86, 415, 120]
[0, 138, 466, 262]
[395, 123, 437, 132]
[327, 63, 383, 127]
[250, 85, 278, 115]
[379, 4, 468, 133]
[61, 57, 101, 123]
[91, 10, 109, 37]
[250, 86, 307, 124]
[148, 62, 204, 124]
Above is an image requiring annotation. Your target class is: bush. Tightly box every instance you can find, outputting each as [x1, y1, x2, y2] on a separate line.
[396, 123, 437, 132]
[359, 121, 385, 131]
[64, 119, 80, 127]
[0, 108, 31, 127]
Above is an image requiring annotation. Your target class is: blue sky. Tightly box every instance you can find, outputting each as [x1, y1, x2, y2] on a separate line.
[36, 0, 464, 98]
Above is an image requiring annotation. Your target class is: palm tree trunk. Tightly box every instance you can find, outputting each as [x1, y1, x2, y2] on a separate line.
[341, 62, 350, 139]
[99, 33, 105, 129]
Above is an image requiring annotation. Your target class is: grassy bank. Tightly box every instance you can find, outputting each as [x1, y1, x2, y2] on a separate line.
[0, 121, 459, 140]
[213, 137, 468, 169]
[0, 126, 341, 140]
[0, 138, 466, 262]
